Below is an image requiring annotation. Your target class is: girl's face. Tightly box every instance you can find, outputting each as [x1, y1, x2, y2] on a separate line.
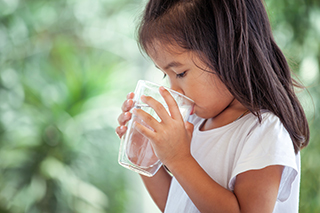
[149, 43, 246, 127]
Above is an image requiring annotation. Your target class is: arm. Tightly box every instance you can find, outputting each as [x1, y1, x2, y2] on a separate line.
[234, 165, 284, 212]
[168, 155, 283, 213]
[132, 88, 284, 212]
[140, 166, 172, 212]
[116, 92, 171, 212]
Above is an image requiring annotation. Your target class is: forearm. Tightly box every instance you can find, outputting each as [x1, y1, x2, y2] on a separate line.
[168, 156, 241, 213]
[140, 166, 172, 212]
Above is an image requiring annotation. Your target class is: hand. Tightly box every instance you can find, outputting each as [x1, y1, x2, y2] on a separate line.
[116, 92, 159, 167]
[132, 86, 194, 168]
[116, 92, 135, 138]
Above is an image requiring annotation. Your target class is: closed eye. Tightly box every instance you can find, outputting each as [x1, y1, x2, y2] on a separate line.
[176, 71, 187, 78]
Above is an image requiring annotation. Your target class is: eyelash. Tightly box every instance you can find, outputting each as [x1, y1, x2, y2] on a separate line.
[163, 71, 187, 79]
[176, 71, 187, 78]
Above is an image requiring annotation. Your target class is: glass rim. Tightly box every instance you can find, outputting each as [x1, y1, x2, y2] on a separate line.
[137, 80, 194, 104]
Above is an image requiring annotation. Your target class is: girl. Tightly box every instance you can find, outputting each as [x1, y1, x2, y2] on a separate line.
[116, 0, 309, 212]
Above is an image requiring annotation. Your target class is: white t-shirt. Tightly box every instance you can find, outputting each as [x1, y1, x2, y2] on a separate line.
[164, 111, 300, 213]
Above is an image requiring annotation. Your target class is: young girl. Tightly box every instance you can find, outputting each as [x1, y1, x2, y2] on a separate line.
[116, 0, 309, 212]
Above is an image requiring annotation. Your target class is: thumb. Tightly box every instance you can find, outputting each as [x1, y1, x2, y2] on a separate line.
[185, 121, 194, 138]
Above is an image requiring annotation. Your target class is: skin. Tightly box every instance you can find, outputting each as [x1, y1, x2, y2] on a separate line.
[116, 43, 283, 213]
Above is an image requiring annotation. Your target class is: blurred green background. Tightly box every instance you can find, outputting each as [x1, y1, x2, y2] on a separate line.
[0, 0, 319, 212]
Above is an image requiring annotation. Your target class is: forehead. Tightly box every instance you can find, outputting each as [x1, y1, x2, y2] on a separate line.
[147, 40, 192, 65]
[147, 40, 185, 57]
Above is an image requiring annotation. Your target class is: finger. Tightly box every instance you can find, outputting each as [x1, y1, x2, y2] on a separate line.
[118, 112, 132, 126]
[185, 121, 194, 138]
[141, 95, 171, 124]
[133, 119, 156, 140]
[132, 107, 161, 131]
[121, 99, 134, 112]
[115, 125, 128, 139]
[127, 92, 135, 99]
[159, 86, 182, 120]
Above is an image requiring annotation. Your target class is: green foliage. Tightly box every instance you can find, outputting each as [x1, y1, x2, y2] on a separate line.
[265, 0, 320, 212]
[0, 0, 319, 212]
[0, 0, 143, 212]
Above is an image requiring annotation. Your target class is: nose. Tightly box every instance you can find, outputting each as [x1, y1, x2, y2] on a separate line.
[169, 84, 184, 95]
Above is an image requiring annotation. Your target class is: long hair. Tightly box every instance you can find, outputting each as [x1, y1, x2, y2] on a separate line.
[137, 0, 309, 153]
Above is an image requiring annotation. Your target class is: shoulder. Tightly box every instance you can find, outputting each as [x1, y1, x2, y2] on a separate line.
[238, 111, 290, 145]
[245, 111, 293, 151]
[241, 110, 283, 130]
[258, 111, 285, 130]
[230, 110, 298, 181]
[229, 111, 300, 203]
[229, 111, 295, 162]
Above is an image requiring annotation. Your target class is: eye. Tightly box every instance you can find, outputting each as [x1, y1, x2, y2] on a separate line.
[176, 71, 187, 78]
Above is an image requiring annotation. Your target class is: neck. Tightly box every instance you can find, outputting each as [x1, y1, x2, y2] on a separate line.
[200, 101, 248, 131]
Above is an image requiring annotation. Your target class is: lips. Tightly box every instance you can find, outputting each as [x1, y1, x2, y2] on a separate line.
[190, 105, 195, 115]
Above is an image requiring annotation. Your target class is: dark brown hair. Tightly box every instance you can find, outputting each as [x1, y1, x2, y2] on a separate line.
[137, 0, 309, 153]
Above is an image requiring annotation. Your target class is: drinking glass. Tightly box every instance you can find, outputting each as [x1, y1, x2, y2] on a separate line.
[118, 80, 194, 177]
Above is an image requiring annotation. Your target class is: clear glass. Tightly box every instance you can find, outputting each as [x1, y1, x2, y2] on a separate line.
[118, 80, 194, 177]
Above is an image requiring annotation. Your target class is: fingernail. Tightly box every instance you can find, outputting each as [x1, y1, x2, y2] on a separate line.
[127, 92, 133, 98]
[133, 121, 139, 128]
[120, 126, 125, 130]
[159, 86, 165, 91]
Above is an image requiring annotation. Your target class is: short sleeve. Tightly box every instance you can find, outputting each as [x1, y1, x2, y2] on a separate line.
[228, 113, 299, 202]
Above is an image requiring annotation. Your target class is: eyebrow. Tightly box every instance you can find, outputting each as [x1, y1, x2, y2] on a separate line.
[155, 61, 183, 70]
[165, 61, 183, 70]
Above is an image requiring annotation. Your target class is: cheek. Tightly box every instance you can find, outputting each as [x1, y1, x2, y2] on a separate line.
[209, 78, 232, 99]
[199, 83, 233, 108]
